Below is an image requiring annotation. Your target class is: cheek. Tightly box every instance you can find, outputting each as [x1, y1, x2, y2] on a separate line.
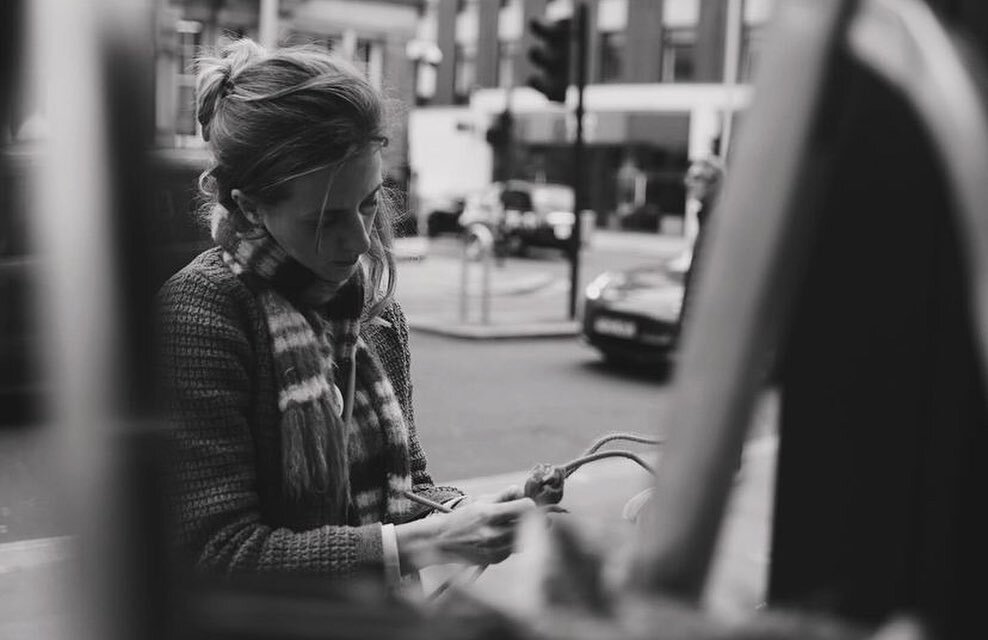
[263, 215, 313, 258]
[363, 209, 378, 233]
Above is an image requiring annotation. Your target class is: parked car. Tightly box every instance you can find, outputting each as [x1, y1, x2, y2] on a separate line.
[458, 181, 576, 255]
[581, 254, 689, 367]
[423, 194, 466, 237]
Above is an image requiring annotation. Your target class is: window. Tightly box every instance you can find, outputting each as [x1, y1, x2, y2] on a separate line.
[354, 38, 384, 88]
[496, 39, 518, 88]
[354, 39, 372, 76]
[661, 28, 696, 83]
[175, 20, 202, 137]
[283, 31, 339, 51]
[739, 25, 764, 83]
[454, 42, 477, 104]
[599, 30, 626, 83]
[454, 0, 479, 102]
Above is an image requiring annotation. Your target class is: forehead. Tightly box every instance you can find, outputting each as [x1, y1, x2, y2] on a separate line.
[281, 150, 382, 208]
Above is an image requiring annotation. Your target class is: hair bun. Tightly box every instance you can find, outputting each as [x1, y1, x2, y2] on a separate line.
[195, 39, 266, 142]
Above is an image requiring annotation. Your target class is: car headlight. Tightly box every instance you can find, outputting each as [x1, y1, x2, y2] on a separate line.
[585, 272, 622, 301]
[654, 298, 682, 322]
[545, 210, 575, 226]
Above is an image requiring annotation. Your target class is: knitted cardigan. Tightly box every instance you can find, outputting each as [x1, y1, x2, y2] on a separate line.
[157, 247, 462, 578]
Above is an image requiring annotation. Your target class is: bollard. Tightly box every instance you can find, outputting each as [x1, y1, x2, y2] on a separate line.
[460, 224, 495, 324]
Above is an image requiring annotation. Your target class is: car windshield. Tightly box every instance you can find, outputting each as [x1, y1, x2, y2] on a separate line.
[500, 189, 533, 211]
[530, 185, 574, 213]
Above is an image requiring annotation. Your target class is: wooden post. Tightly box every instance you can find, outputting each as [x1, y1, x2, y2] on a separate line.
[628, 0, 851, 600]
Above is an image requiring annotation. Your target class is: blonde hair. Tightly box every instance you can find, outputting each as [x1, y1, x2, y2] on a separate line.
[195, 38, 398, 315]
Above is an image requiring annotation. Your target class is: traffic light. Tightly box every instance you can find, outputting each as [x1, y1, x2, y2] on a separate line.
[485, 109, 513, 147]
[527, 17, 571, 103]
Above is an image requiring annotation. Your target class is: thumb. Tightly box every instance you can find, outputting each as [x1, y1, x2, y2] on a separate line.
[492, 484, 523, 502]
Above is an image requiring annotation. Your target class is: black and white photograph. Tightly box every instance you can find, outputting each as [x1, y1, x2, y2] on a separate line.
[2, 0, 987, 638]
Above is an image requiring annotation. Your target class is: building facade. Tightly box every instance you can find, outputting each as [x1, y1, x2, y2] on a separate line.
[154, 0, 423, 185]
[409, 0, 775, 231]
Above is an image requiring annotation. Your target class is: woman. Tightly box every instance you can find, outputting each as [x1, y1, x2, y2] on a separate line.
[157, 39, 534, 583]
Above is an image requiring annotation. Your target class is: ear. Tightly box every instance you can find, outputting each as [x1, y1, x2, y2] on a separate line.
[230, 188, 263, 225]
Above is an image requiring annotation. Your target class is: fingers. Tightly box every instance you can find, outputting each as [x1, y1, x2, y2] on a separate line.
[485, 545, 513, 565]
[475, 484, 523, 504]
[443, 528, 515, 565]
[540, 504, 569, 514]
[487, 497, 537, 524]
[476, 527, 516, 564]
[435, 498, 538, 565]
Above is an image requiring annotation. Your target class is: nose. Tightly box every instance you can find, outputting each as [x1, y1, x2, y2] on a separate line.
[337, 207, 372, 257]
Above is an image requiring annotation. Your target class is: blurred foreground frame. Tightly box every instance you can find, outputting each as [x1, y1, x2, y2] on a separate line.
[4, 0, 988, 639]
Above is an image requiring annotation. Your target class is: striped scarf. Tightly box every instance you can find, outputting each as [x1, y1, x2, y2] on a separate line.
[211, 205, 411, 525]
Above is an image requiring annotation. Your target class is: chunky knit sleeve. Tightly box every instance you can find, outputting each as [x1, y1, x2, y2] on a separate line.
[157, 264, 384, 578]
[378, 302, 463, 511]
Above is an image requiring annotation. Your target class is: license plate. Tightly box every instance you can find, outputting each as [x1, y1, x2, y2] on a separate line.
[592, 316, 636, 339]
[640, 332, 674, 346]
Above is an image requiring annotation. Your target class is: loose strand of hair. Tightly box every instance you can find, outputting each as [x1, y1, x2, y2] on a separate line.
[314, 163, 343, 256]
[364, 187, 399, 318]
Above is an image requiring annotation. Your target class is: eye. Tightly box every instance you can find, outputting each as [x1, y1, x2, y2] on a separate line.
[359, 193, 380, 215]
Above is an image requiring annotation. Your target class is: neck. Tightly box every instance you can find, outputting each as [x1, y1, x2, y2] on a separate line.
[298, 280, 344, 307]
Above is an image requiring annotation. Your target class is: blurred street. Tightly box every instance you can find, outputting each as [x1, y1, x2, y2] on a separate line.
[398, 226, 776, 618]
[393, 229, 684, 480]
[409, 330, 671, 481]
[395, 229, 688, 334]
[389, 228, 778, 485]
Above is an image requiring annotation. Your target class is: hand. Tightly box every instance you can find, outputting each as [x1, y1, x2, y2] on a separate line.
[431, 496, 536, 566]
[455, 484, 524, 508]
[523, 464, 565, 505]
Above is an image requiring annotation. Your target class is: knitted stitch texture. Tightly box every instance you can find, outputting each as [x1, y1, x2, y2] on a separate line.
[157, 247, 462, 578]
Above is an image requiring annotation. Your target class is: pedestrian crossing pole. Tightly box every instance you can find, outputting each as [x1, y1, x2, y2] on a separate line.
[259, 0, 280, 48]
[567, 2, 589, 320]
[719, 0, 743, 160]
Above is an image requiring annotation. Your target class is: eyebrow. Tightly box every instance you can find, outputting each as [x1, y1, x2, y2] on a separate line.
[304, 183, 383, 219]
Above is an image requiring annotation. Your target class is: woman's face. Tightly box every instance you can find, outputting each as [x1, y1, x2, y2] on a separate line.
[250, 149, 383, 289]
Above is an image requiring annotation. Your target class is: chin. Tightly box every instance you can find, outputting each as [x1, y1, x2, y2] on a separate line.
[312, 262, 355, 283]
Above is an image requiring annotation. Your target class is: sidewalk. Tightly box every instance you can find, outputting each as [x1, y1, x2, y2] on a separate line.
[394, 241, 578, 339]
[589, 228, 689, 256]
[392, 230, 686, 339]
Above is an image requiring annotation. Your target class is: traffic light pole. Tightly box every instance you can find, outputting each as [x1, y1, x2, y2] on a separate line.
[568, 2, 588, 320]
[503, 84, 516, 181]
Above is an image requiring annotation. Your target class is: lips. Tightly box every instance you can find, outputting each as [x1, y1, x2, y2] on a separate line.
[319, 259, 359, 283]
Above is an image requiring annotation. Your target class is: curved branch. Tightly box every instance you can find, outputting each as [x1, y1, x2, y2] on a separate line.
[402, 489, 453, 514]
[583, 432, 665, 456]
[563, 450, 655, 477]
